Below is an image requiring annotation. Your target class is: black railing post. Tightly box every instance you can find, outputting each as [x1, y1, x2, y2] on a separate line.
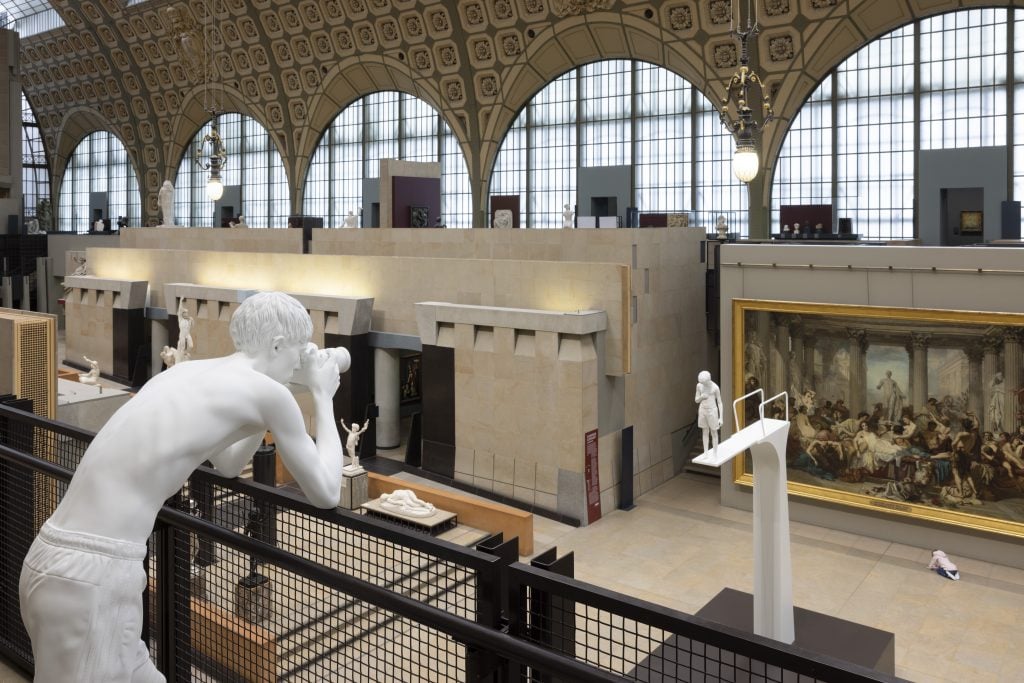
[471, 533, 519, 681]
[528, 549, 576, 683]
[156, 493, 193, 683]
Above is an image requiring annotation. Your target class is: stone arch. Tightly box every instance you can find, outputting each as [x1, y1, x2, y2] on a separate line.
[165, 82, 287, 190]
[475, 14, 724, 226]
[759, 0, 1008, 206]
[294, 54, 461, 212]
[52, 107, 143, 223]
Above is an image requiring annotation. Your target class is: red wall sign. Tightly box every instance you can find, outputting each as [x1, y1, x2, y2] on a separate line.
[584, 429, 601, 524]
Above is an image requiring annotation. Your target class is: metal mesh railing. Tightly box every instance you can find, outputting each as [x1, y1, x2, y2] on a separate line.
[508, 563, 900, 683]
[1, 402, 904, 682]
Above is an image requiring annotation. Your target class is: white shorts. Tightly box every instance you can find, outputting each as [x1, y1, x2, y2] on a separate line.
[19, 521, 165, 683]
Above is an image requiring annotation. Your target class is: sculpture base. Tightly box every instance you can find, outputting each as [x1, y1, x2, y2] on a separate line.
[696, 588, 895, 675]
[360, 498, 458, 536]
[234, 573, 273, 625]
[340, 469, 369, 509]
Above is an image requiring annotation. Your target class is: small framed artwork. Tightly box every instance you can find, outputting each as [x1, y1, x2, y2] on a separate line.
[400, 354, 421, 403]
[410, 206, 429, 228]
[960, 210, 983, 234]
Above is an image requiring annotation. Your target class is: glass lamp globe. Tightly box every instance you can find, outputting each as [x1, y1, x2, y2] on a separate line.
[732, 147, 760, 183]
[206, 175, 224, 201]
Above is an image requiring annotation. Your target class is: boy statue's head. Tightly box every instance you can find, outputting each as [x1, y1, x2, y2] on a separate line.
[230, 291, 313, 355]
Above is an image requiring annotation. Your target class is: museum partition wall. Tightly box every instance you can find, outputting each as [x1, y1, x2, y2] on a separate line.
[719, 243, 1024, 567]
[60, 226, 708, 523]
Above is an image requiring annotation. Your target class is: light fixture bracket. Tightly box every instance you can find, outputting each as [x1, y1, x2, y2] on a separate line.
[719, 11, 775, 183]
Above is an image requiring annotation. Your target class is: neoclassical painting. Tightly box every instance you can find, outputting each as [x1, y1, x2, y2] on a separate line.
[733, 299, 1024, 537]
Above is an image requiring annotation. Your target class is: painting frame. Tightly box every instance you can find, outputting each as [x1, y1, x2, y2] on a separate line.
[733, 298, 1024, 539]
[960, 210, 983, 235]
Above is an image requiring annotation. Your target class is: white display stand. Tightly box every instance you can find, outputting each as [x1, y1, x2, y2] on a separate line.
[693, 389, 795, 644]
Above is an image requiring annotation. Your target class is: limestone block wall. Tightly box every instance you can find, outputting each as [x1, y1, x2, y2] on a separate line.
[418, 303, 605, 521]
[121, 228, 304, 253]
[62, 276, 147, 376]
[314, 228, 708, 504]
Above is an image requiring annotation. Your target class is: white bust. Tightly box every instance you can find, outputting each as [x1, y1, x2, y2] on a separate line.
[562, 203, 574, 228]
[159, 180, 175, 227]
[343, 210, 358, 228]
[93, 218, 104, 232]
[493, 209, 512, 229]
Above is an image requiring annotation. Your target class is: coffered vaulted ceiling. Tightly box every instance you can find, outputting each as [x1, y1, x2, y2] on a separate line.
[17, 0, 1021, 221]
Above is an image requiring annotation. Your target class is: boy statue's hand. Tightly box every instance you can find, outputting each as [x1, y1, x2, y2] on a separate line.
[292, 343, 343, 399]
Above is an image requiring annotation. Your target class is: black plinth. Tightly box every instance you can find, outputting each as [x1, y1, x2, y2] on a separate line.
[696, 588, 895, 675]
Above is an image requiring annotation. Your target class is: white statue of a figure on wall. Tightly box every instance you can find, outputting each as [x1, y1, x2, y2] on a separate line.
[989, 371, 1005, 433]
[343, 210, 358, 228]
[228, 215, 247, 228]
[176, 300, 195, 360]
[562, 204, 574, 228]
[340, 418, 370, 471]
[716, 215, 728, 240]
[379, 489, 436, 518]
[159, 180, 175, 227]
[78, 356, 100, 385]
[696, 370, 724, 459]
[20, 292, 351, 683]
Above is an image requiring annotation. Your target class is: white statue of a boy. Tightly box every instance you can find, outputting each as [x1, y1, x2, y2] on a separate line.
[562, 203, 574, 228]
[343, 210, 358, 228]
[20, 292, 350, 683]
[696, 370, 724, 459]
[340, 418, 370, 471]
[176, 300, 195, 360]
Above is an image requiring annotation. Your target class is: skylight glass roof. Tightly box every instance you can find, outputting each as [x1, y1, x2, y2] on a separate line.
[0, 1, 65, 37]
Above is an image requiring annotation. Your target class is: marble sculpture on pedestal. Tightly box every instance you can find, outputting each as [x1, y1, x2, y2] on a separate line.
[378, 490, 436, 518]
[19, 292, 350, 682]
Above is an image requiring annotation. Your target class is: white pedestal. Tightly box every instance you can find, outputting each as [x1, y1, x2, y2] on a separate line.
[341, 468, 368, 509]
[693, 417, 795, 644]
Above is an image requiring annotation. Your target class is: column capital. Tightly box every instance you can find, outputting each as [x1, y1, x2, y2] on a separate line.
[964, 342, 984, 364]
[982, 333, 1003, 354]
[908, 332, 930, 350]
[1002, 327, 1024, 345]
[846, 328, 868, 352]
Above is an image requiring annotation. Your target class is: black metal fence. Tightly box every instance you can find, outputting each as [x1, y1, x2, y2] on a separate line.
[0, 403, 900, 682]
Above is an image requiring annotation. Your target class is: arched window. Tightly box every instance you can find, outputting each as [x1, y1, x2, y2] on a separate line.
[58, 131, 141, 234]
[302, 92, 472, 228]
[490, 60, 747, 232]
[22, 92, 49, 220]
[772, 8, 1013, 240]
[175, 113, 289, 227]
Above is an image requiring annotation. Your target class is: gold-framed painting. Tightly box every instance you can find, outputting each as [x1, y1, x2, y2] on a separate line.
[733, 299, 1024, 538]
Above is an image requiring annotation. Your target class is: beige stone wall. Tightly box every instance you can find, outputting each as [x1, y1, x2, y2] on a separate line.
[314, 227, 709, 504]
[85, 248, 629, 372]
[71, 226, 705, 517]
[121, 228, 304, 254]
[64, 288, 115, 375]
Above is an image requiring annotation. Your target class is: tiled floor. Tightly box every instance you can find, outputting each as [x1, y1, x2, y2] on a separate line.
[528, 472, 1024, 683]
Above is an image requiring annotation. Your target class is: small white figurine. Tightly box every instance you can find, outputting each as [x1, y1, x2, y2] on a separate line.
[160, 345, 178, 369]
[20, 292, 349, 682]
[176, 300, 195, 362]
[62, 255, 88, 295]
[159, 180, 175, 227]
[343, 210, 358, 228]
[378, 489, 436, 518]
[228, 215, 247, 228]
[26, 218, 40, 235]
[93, 218, 104, 232]
[562, 203, 574, 228]
[340, 418, 370, 471]
[695, 370, 724, 459]
[78, 356, 100, 385]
